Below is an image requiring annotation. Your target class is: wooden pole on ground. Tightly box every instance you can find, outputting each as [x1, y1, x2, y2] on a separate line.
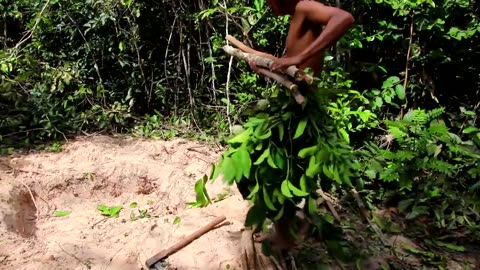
[145, 215, 227, 268]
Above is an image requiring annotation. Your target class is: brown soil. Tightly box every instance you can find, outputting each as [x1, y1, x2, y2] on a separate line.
[0, 135, 250, 270]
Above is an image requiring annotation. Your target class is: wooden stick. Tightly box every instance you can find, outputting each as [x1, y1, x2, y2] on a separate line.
[222, 45, 305, 105]
[145, 215, 227, 268]
[317, 188, 341, 222]
[225, 35, 314, 85]
[257, 68, 305, 105]
[222, 45, 273, 71]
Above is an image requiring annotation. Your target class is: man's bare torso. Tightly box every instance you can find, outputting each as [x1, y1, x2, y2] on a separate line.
[285, 15, 325, 76]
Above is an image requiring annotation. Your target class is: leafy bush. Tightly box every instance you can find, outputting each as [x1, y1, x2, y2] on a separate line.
[355, 107, 480, 235]
[197, 68, 378, 240]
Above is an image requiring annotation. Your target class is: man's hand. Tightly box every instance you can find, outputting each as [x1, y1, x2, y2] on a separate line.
[248, 58, 261, 74]
[270, 55, 303, 73]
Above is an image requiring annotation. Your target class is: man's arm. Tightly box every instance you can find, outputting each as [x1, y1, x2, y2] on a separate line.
[295, 1, 354, 63]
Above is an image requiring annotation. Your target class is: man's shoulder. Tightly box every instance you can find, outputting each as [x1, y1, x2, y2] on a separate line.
[294, 0, 326, 12]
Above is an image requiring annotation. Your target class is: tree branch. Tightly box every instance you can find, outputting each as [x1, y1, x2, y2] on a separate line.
[225, 35, 314, 85]
[222, 45, 305, 105]
[257, 68, 305, 105]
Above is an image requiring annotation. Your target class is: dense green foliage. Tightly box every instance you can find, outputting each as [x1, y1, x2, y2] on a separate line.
[1, 0, 479, 257]
[207, 83, 374, 229]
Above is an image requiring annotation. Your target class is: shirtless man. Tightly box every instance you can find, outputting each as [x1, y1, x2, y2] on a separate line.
[243, 0, 355, 252]
[248, 0, 354, 77]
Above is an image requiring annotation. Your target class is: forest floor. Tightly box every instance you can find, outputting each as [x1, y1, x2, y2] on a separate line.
[0, 135, 478, 270]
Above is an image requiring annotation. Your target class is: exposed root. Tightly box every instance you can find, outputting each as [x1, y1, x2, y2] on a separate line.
[16, 179, 39, 222]
[240, 229, 288, 270]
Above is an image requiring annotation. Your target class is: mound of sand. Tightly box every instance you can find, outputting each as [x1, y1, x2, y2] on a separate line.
[0, 135, 250, 270]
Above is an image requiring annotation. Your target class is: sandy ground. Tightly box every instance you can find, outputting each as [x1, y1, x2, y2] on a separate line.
[0, 135, 250, 270]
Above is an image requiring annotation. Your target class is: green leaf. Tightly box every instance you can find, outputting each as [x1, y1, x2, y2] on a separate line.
[435, 241, 465, 252]
[374, 97, 383, 108]
[395, 84, 405, 100]
[257, 129, 272, 140]
[1, 63, 9, 73]
[365, 169, 376, 179]
[389, 126, 406, 141]
[342, 173, 353, 187]
[263, 186, 277, 211]
[300, 175, 308, 192]
[273, 188, 286, 205]
[281, 112, 292, 121]
[254, 148, 270, 165]
[273, 149, 286, 170]
[293, 118, 308, 139]
[315, 148, 329, 163]
[109, 206, 123, 218]
[119, 41, 125, 51]
[332, 167, 342, 185]
[280, 180, 294, 198]
[237, 147, 252, 179]
[298, 145, 318, 159]
[228, 129, 251, 144]
[323, 214, 335, 224]
[254, 122, 268, 137]
[338, 128, 350, 143]
[173, 216, 181, 225]
[267, 150, 278, 169]
[222, 157, 236, 184]
[97, 204, 109, 215]
[382, 76, 400, 89]
[54, 211, 71, 217]
[463, 127, 479, 134]
[323, 164, 333, 179]
[306, 156, 319, 177]
[247, 181, 260, 200]
[129, 202, 138, 208]
[273, 205, 285, 221]
[434, 145, 442, 157]
[277, 123, 285, 141]
[209, 162, 221, 181]
[288, 181, 309, 197]
[192, 175, 211, 207]
[255, 142, 263, 151]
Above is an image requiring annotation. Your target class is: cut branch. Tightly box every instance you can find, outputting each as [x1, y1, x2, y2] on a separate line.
[225, 35, 314, 85]
[257, 68, 305, 105]
[222, 45, 305, 105]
